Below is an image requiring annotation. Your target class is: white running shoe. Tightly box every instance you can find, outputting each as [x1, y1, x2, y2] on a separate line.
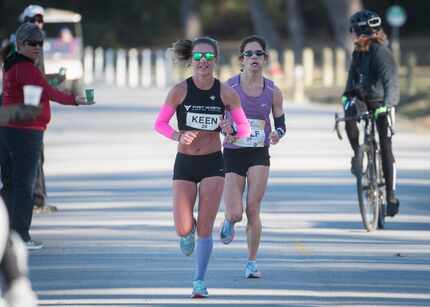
[245, 261, 261, 278]
[25, 239, 44, 250]
[191, 280, 208, 298]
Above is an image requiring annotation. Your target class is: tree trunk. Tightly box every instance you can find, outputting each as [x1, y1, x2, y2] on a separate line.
[181, 0, 202, 39]
[323, 0, 363, 59]
[248, 0, 282, 53]
[285, 0, 305, 64]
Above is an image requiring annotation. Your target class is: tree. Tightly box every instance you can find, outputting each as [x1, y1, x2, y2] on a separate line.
[285, 0, 305, 64]
[248, 0, 282, 53]
[323, 0, 363, 59]
[181, 0, 202, 39]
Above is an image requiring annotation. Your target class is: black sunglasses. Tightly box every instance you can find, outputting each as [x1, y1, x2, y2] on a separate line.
[24, 15, 44, 23]
[28, 16, 44, 24]
[25, 40, 44, 47]
[242, 50, 266, 57]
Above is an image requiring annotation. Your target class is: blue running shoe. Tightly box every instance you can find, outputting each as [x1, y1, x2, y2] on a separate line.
[191, 280, 208, 298]
[180, 227, 195, 256]
[220, 219, 235, 244]
[245, 261, 261, 279]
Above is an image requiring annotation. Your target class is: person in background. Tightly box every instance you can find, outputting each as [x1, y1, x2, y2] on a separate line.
[0, 199, 38, 307]
[0, 59, 41, 307]
[219, 35, 286, 278]
[154, 36, 250, 298]
[343, 10, 400, 217]
[0, 5, 66, 214]
[0, 23, 91, 250]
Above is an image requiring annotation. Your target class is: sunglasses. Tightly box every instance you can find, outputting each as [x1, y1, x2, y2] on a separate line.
[28, 17, 44, 24]
[192, 51, 216, 61]
[25, 40, 43, 47]
[242, 50, 266, 57]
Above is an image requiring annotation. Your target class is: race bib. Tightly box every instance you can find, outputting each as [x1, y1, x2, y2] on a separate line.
[234, 119, 266, 147]
[186, 112, 223, 130]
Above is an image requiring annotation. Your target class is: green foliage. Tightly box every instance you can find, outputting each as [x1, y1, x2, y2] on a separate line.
[0, 0, 428, 48]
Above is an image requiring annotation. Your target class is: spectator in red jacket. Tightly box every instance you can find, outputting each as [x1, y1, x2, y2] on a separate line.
[0, 23, 91, 250]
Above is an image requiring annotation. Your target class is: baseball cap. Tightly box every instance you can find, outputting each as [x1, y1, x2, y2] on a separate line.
[19, 5, 44, 22]
[15, 22, 44, 45]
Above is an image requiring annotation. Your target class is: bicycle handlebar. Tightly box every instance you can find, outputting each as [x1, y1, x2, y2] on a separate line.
[334, 109, 395, 141]
[334, 111, 370, 140]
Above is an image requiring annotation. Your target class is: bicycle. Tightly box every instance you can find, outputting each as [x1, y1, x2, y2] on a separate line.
[334, 98, 394, 231]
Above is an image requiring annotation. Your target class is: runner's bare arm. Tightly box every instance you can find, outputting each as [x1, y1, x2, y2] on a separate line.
[220, 82, 250, 138]
[220, 82, 241, 110]
[270, 85, 286, 144]
[272, 85, 284, 118]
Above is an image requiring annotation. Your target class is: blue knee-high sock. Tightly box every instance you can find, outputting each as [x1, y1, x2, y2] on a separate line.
[193, 236, 213, 281]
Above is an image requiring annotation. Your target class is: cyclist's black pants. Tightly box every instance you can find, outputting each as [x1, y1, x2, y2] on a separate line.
[345, 106, 396, 193]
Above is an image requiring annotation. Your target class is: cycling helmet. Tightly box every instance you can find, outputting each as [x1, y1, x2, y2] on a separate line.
[350, 10, 382, 36]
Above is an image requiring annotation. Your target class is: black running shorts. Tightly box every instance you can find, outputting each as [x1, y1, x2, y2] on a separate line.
[223, 147, 270, 177]
[173, 151, 224, 183]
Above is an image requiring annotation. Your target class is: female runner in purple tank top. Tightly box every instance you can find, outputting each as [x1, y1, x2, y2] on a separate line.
[219, 35, 286, 279]
[154, 37, 250, 298]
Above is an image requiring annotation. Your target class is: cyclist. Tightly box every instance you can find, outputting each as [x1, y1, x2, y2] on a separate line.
[343, 10, 400, 217]
[154, 37, 250, 298]
[219, 35, 285, 278]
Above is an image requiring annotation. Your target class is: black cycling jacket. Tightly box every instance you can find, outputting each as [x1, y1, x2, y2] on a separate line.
[344, 42, 399, 107]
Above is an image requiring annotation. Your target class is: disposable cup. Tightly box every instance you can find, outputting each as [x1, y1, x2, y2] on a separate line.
[85, 89, 94, 103]
[23, 85, 43, 106]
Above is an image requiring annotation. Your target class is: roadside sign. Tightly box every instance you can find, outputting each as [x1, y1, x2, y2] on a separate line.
[386, 5, 407, 27]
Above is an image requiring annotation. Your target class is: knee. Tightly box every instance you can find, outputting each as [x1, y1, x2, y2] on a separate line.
[246, 205, 260, 223]
[13, 181, 33, 194]
[176, 223, 194, 237]
[345, 120, 358, 136]
[379, 140, 395, 163]
[381, 149, 395, 164]
[229, 209, 243, 223]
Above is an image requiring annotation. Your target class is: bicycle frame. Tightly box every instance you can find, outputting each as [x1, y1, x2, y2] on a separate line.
[334, 105, 386, 231]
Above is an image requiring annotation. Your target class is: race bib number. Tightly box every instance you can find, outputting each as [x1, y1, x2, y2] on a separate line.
[186, 112, 222, 130]
[234, 119, 266, 147]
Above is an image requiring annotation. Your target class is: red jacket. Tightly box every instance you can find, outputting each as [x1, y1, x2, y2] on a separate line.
[1, 53, 76, 131]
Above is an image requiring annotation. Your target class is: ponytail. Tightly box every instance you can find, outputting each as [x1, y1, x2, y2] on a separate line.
[172, 36, 219, 63]
[172, 39, 193, 62]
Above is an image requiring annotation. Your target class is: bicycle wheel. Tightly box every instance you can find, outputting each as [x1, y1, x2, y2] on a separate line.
[376, 150, 386, 229]
[356, 144, 380, 231]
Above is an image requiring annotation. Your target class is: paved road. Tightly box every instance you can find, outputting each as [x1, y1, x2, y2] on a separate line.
[30, 86, 430, 306]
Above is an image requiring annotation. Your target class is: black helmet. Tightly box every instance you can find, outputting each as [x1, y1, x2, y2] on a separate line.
[350, 10, 382, 36]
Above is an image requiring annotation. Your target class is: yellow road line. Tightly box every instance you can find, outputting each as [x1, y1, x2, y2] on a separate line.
[293, 242, 312, 256]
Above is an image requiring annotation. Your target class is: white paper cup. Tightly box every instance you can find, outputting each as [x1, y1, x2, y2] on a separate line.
[23, 85, 43, 106]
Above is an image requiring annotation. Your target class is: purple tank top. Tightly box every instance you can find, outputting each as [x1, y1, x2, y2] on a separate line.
[224, 74, 274, 148]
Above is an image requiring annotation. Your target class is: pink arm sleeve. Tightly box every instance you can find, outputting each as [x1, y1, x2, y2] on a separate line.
[230, 107, 251, 138]
[154, 104, 176, 140]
